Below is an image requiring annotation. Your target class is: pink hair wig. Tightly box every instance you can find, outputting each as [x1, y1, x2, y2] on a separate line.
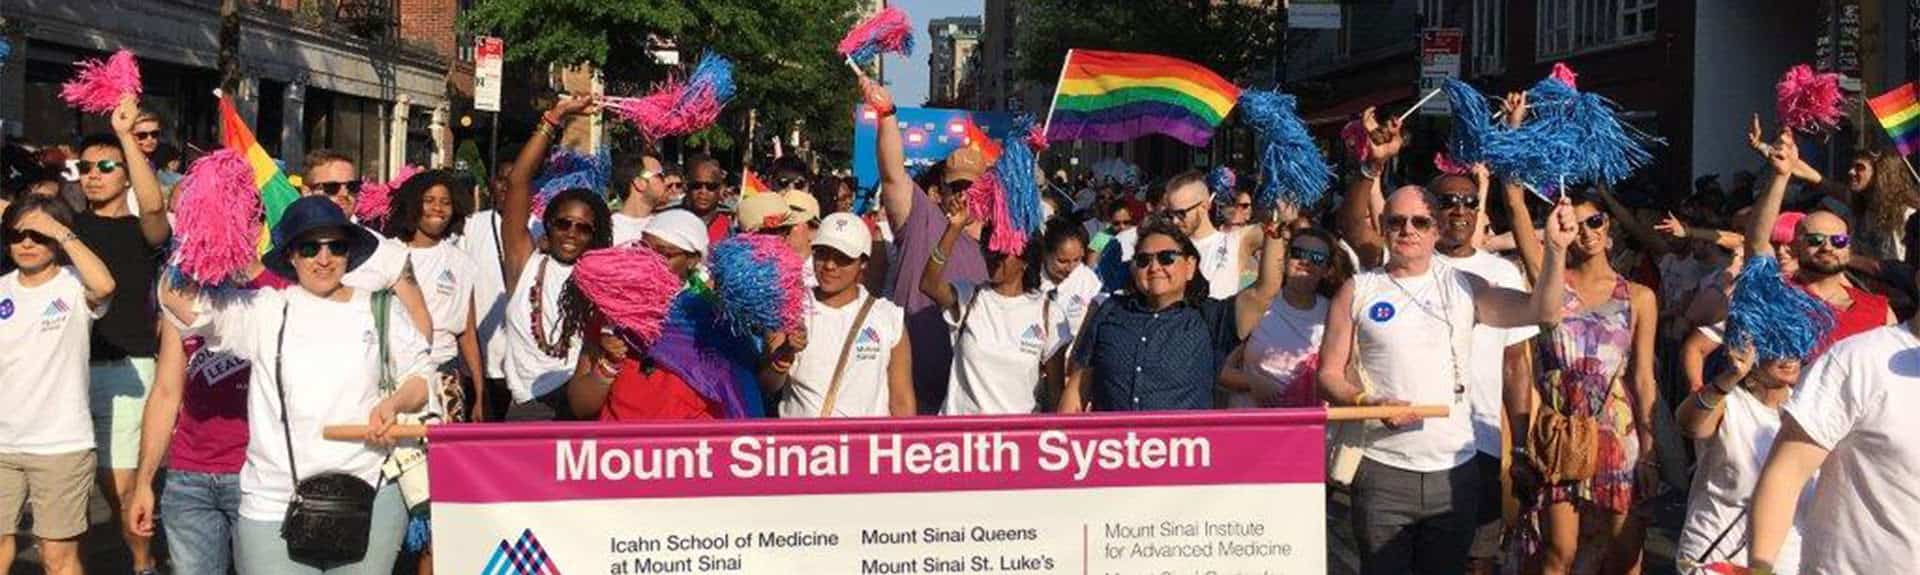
[60, 50, 142, 115]
[572, 246, 683, 347]
[1777, 64, 1845, 134]
[1549, 62, 1579, 90]
[839, 7, 915, 66]
[170, 150, 262, 285]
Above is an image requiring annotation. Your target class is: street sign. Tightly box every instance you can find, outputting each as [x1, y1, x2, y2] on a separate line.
[1419, 28, 1463, 117]
[475, 36, 504, 113]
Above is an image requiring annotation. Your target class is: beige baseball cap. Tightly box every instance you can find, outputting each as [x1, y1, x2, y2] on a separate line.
[944, 146, 988, 183]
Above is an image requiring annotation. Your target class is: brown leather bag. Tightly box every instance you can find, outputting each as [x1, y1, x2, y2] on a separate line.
[1526, 369, 1610, 483]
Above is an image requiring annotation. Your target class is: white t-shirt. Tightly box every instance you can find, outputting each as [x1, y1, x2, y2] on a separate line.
[343, 234, 410, 292]
[780, 288, 904, 418]
[610, 212, 651, 246]
[459, 210, 510, 379]
[941, 283, 1072, 415]
[1781, 325, 1920, 572]
[1234, 295, 1328, 409]
[408, 242, 478, 367]
[168, 286, 431, 521]
[0, 267, 105, 454]
[1437, 250, 1537, 456]
[503, 253, 580, 403]
[1678, 387, 1807, 574]
[1042, 264, 1105, 340]
[1352, 264, 1480, 472]
[1193, 227, 1248, 300]
[1115, 227, 1139, 263]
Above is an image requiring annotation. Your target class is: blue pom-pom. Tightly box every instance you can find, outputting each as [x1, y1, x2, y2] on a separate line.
[1237, 90, 1332, 207]
[532, 148, 612, 214]
[996, 115, 1045, 235]
[1725, 256, 1834, 361]
[1473, 77, 1660, 189]
[683, 52, 736, 109]
[403, 515, 431, 552]
[1443, 79, 1496, 166]
[1207, 166, 1237, 204]
[706, 235, 807, 335]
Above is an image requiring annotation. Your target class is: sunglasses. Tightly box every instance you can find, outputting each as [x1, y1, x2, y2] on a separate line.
[774, 176, 809, 190]
[1801, 232, 1852, 249]
[1161, 200, 1204, 220]
[690, 181, 724, 192]
[132, 130, 161, 141]
[293, 239, 349, 259]
[8, 230, 56, 246]
[1582, 213, 1609, 230]
[1130, 249, 1184, 269]
[1384, 214, 1435, 232]
[310, 181, 362, 198]
[1436, 194, 1480, 211]
[550, 217, 597, 235]
[72, 160, 121, 175]
[1288, 246, 1330, 266]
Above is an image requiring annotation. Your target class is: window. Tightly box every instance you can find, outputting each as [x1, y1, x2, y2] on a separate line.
[1537, 0, 1657, 59]
[1472, 0, 1505, 74]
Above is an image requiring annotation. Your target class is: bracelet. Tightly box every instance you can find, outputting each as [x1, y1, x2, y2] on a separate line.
[1358, 165, 1380, 181]
[594, 358, 621, 379]
[535, 122, 558, 140]
[929, 248, 948, 266]
[1352, 391, 1372, 406]
[541, 112, 563, 128]
[57, 232, 78, 244]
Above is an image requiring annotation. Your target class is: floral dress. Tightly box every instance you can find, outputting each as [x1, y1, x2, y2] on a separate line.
[1536, 276, 1641, 513]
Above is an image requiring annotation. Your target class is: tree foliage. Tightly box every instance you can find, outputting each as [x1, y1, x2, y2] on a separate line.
[1016, 0, 1288, 89]
[462, 0, 863, 164]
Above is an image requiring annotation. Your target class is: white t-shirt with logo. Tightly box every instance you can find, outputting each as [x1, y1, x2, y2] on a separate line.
[1678, 387, 1807, 574]
[166, 286, 432, 521]
[1193, 227, 1249, 300]
[941, 283, 1072, 415]
[408, 241, 478, 367]
[780, 287, 904, 418]
[1042, 264, 1106, 340]
[1351, 263, 1480, 472]
[343, 234, 410, 292]
[610, 212, 651, 246]
[459, 210, 510, 379]
[1781, 325, 1920, 572]
[503, 253, 580, 403]
[1437, 250, 1537, 456]
[0, 267, 105, 454]
[1234, 295, 1329, 408]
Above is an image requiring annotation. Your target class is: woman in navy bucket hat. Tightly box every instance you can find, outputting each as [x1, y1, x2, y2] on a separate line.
[158, 195, 434, 573]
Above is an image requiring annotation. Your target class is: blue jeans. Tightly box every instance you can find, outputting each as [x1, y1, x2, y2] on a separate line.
[161, 471, 243, 574]
[234, 483, 406, 574]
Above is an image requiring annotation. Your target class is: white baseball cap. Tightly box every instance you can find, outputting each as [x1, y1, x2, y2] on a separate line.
[641, 209, 709, 255]
[811, 213, 871, 259]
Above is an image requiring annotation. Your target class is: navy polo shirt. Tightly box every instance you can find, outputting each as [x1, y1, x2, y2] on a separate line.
[1071, 293, 1239, 411]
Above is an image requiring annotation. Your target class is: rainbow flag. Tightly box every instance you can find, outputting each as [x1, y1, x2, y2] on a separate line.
[1869, 82, 1920, 156]
[740, 167, 772, 196]
[219, 95, 302, 250]
[1045, 49, 1242, 147]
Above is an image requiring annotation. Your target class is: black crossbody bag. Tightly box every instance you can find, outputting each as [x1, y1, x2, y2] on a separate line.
[271, 294, 391, 565]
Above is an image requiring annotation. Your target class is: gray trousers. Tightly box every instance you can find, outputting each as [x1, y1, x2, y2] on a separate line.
[1351, 457, 1483, 575]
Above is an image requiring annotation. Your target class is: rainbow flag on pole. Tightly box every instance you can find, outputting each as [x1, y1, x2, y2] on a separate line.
[1044, 49, 1242, 147]
[740, 167, 772, 196]
[218, 94, 302, 250]
[1869, 82, 1920, 156]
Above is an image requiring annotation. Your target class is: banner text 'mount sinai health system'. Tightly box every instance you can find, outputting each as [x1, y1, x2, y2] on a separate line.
[428, 411, 1329, 574]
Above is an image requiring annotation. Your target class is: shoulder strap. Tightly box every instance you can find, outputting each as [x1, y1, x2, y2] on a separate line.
[372, 289, 396, 394]
[272, 303, 300, 485]
[819, 295, 879, 418]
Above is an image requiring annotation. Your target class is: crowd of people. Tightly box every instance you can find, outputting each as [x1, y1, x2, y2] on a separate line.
[1, 73, 1917, 575]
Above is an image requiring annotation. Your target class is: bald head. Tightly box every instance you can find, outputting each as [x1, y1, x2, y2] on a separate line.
[1798, 211, 1848, 236]
[1385, 185, 1437, 217]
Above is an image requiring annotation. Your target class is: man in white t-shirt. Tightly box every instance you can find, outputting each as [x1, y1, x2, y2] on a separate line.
[762, 213, 912, 418]
[1747, 320, 1920, 574]
[1319, 186, 1576, 575]
[610, 152, 671, 246]
[1427, 171, 1537, 571]
[459, 168, 512, 418]
[1157, 172, 1259, 300]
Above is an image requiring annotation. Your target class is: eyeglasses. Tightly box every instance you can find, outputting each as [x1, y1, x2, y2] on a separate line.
[1288, 246, 1330, 266]
[1130, 249, 1184, 269]
[690, 181, 724, 192]
[293, 239, 348, 259]
[1582, 213, 1609, 230]
[1160, 200, 1204, 220]
[1435, 194, 1480, 211]
[550, 217, 597, 235]
[310, 181, 362, 198]
[774, 176, 809, 190]
[1384, 214, 1435, 233]
[72, 160, 121, 175]
[132, 130, 161, 141]
[1801, 232, 1852, 250]
[8, 230, 55, 246]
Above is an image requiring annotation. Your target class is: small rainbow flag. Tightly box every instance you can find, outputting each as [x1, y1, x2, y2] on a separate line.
[740, 167, 772, 196]
[1045, 49, 1242, 147]
[1869, 82, 1920, 156]
[219, 94, 302, 250]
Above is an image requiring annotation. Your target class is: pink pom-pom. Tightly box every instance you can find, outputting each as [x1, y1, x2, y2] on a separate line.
[1549, 62, 1579, 90]
[838, 7, 915, 65]
[963, 174, 1027, 255]
[59, 50, 142, 115]
[171, 150, 262, 285]
[355, 165, 422, 226]
[572, 246, 684, 347]
[746, 234, 810, 332]
[1434, 152, 1469, 175]
[965, 175, 999, 223]
[1777, 64, 1845, 134]
[1340, 119, 1371, 163]
[1025, 125, 1049, 152]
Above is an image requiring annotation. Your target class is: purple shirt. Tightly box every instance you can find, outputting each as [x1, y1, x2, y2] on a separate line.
[888, 188, 987, 412]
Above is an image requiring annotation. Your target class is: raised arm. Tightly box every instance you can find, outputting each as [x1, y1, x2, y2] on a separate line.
[1676, 341, 1749, 440]
[920, 208, 969, 315]
[19, 212, 114, 308]
[1233, 211, 1293, 339]
[1479, 196, 1573, 328]
[503, 96, 599, 291]
[1338, 108, 1401, 268]
[1747, 127, 1800, 257]
[112, 96, 170, 247]
[863, 78, 913, 231]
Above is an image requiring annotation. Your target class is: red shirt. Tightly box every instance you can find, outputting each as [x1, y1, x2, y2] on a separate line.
[599, 357, 722, 422]
[706, 213, 734, 246]
[1806, 283, 1891, 357]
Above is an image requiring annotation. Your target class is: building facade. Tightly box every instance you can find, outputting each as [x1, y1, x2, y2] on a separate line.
[0, 0, 468, 179]
[927, 17, 981, 107]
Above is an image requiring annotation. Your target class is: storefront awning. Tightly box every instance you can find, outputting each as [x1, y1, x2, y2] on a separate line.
[1303, 84, 1419, 126]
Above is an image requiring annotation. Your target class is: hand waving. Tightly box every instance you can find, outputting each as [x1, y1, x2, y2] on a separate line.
[860, 77, 896, 116]
[1501, 91, 1528, 129]
[1361, 107, 1406, 161]
[1655, 212, 1688, 239]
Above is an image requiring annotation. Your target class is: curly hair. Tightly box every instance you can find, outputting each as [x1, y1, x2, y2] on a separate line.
[541, 188, 615, 253]
[381, 169, 474, 242]
[1856, 148, 1919, 246]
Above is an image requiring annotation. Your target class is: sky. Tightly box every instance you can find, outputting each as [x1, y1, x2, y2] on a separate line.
[879, 0, 985, 107]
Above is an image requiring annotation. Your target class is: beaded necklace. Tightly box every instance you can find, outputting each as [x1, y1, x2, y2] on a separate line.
[528, 257, 575, 358]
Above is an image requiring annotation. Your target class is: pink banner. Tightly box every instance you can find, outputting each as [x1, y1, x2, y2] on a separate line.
[428, 410, 1327, 504]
